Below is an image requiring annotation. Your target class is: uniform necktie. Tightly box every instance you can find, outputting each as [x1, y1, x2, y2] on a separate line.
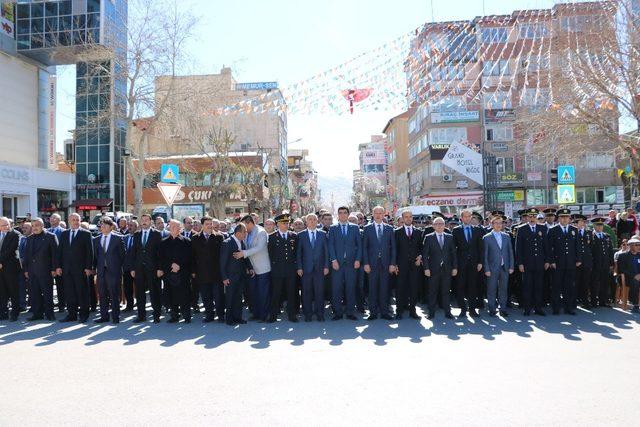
[531, 225, 536, 233]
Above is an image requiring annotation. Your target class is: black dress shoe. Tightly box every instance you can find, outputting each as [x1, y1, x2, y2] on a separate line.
[469, 310, 479, 318]
[28, 315, 44, 321]
[112, 318, 119, 324]
[444, 312, 453, 319]
[288, 316, 299, 322]
[346, 314, 357, 320]
[317, 316, 325, 322]
[366, 314, 378, 321]
[566, 310, 576, 315]
[332, 314, 342, 321]
[552, 309, 560, 315]
[534, 309, 546, 316]
[395, 313, 403, 320]
[184, 318, 191, 324]
[94, 318, 109, 324]
[409, 311, 420, 319]
[266, 317, 277, 323]
[427, 313, 435, 320]
[500, 310, 509, 317]
[381, 314, 393, 320]
[0, 315, 8, 321]
[153, 316, 160, 323]
[134, 317, 146, 323]
[249, 315, 259, 321]
[9, 315, 18, 322]
[226, 320, 237, 326]
[167, 317, 178, 323]
[457, 311, 467, 319]
[217, 318, 226, 323]
[123, 306, 133, 313]
[45, 314, 56, 321]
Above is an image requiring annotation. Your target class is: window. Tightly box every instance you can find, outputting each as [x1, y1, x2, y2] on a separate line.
[429, 127, 467, 144]
[521, 55, 550, 72]
[409, 142, 419, 159]
[496, 157, 514, 174]
[519, 23, 549, 39]
[363, 164, 384, 173]
[480, 27, 508, 43]
[486, 125, 513, 141]
[429, 95, 465, 112]
[431, 65, 465, 81]
[483, 91, 512, 109]
[520, 88, 550, 108]
[430, 160, 442, 177]
[524, 155, 542, 170]
[482, 59, 510, 76]
[560, 15, 604, 33]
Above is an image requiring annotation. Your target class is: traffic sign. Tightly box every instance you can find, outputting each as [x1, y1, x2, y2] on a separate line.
[161, 164, 180, 183]
[157, 182, 182, 206]
[557, 184, 576, 204]
[558, 165, 575, 184]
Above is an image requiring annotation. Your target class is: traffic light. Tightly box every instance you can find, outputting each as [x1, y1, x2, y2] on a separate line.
[550, 168, 558, 183]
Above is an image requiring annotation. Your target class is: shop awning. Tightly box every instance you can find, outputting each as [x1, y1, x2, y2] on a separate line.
[71, 199, 113, 210]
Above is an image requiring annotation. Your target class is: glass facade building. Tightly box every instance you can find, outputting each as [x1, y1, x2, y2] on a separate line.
[14, 0, 128, 210]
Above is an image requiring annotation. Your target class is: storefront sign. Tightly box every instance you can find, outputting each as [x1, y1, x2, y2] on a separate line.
[456, 180, 469, 189]
[484, 108, 515, 123]
[496, 190, 525, 202]
[431, 110, 479, 124]
[187, 190, 213, 202]
[419, 192, 484, 207]
[498, 173, 524, 185]
[0, 165, 31, 183]
[429, 143, 451, 160]
[442, 141, 483, 185]
[491, 143, 508, 152]
[235, 82, 278, 91]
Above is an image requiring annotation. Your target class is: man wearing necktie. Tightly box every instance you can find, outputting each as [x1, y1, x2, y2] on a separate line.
[47, 213, 66, 312]
[296, 214, 329, 321]
[515, 208, 549, 316]
[452, 209, 484, 318]
[546, 209, 581, 315]
[589, 218, 614, 308]
[191, 216, 225, 323]
[422, 217, 457, 319]
[181, 216, 199, 312]
[56, 213, 93, 323]
[220, 223, 252, 325]
[23, 218, 59, 321]
[483, 215, 514, 317]
[159, 220, 193, 323]
[393, 209, 424, 319]
[363, 206, 397, 320]
[267, 213, 299, 322]
[130, 214, 164, 323]
[121, 220, 138, 313]
[92, 217, 125, 324]
[327, 207, 361, 320]
[0, 217, 21, 321]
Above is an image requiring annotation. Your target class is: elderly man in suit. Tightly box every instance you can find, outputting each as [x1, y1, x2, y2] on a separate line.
[296, 213, 329, 322]
[363, 206, 397, 321]
[483, 215, 515, 317]
[220, 222, 253, 325]
[422, 217, 457, 319]
[130, 214, 164, 323]
[328, 206, 362, 320]
[234, 215, 271, 322]
[23, 218, 59, 321]
[93, 217, 125, 324]
[0, 216, 21, 321]
[56, 213, 94, 323]
[160, 219, 193, 323]
[394, 209, 423, 320]
[121, 220, 138, 313]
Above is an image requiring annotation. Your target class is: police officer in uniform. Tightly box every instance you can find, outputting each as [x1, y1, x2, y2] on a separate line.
[547, 208, 581, 315]
[590, 218, 614, 308]
[572, 214, 593, 308]
[267, 214, 299, 322]
[515, 208, 548, 315]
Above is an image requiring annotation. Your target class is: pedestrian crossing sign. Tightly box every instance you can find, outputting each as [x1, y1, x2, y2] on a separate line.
[161, 164, 180, 183]
[557, 184, 576, 204]
[557, 165, 575, 184]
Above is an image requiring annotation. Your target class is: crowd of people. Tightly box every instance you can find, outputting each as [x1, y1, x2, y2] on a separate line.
[0, 204, 638, 327]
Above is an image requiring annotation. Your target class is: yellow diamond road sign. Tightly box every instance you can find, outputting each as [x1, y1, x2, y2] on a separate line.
[557, 184, 576, 204]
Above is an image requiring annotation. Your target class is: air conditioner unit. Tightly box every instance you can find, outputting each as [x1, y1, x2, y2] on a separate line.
[64, 141, 75, 163]
[442, 174, 452, 182]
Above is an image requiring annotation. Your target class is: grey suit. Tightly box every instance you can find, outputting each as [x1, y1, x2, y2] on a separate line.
[483, 231, 514, 313]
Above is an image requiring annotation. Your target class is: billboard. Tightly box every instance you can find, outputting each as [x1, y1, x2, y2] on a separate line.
[431, 110, 479, 124]
[1, 3, 14, 39]
[442, 141, 483, 185]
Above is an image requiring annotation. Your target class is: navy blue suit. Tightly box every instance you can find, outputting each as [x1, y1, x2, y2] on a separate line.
[547, 224, 580, 313]
[121, 233, 136, 310]
[515, 223, 548, 312]
[328, 223, 362, 317]
[220, 237, 251, 323]
[58, 228, 93, 320]
[93, 233, 125, 321]
[23, 231, 58, 319]
[362, 222, 396, 317]
[296, 229, 329, 320]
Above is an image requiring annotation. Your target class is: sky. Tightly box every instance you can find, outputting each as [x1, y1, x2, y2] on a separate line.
[55, 0, 569, 203]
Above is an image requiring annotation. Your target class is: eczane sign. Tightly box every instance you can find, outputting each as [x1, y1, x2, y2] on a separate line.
[442, 141, 484, 185]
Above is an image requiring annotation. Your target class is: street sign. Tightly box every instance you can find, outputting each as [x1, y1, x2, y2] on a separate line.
[557, 184, 576, 204]
[557, 165, 575, 184]
[157, 183, 182, 206]
[160, 164, 180, 183]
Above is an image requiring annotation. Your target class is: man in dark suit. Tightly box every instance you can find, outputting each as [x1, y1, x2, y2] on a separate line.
[0, 217, 21, 321]
[56, 213, 93, 322]
[393, 209, 423, 320]
[296, 213, 329, 322]
[131, 214, 163, 323]
[93, 217, 125, 324]
[328, 206, 362, 320]
[160, 219, 193, 323]
[572, 214, 593, 308]
[363, 206, 397, 320]
[267, 213, 299, 322]
[452, 209, 484, 318]
[191, 216, 224, 323]
[547, 208, 581, 315]
[515, 208, 549, 316]
[48, 213, 65, 312]
[422, 217, 457, 319]
[121, 220, 138, 313]
[181, 216, 199, 311]
[590, 218, 615, 308]
[23, 218, 59, 321]
[220, 222, 252, 325]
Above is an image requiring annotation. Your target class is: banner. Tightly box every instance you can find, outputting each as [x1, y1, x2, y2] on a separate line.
[442, 141, 483, 185]
[47, 75, 57, 170]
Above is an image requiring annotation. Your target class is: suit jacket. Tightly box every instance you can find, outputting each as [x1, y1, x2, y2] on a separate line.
[515, 223, 548, 270]
[122, 233, 137, 272]
[268, 231, 298, 278]
[93, 233, 125, 279]
[159, 234, 192, 279]
[296, 229, 329, 274]
[591, 231, 614, 270]
[0, 229, 21, 273]
[394, 226, 423, 269]
[24, 231, 58, 276]
[547, 224, 580, 269]
[58, 228, 93, 274]
[452, 224, 483, 268]
[191, 232, 223, 284]
[422, 232, 457, 275]
[243, 225, 271, 275]
[220, 236, 251, 283]
[328, 223, 362, 265]
[362, 222, 396, 267]
[130, 228, 162, 273]
[483, 231, 514, 274]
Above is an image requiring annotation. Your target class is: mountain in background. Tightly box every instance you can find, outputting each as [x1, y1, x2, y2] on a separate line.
[317, 175, 352, 209]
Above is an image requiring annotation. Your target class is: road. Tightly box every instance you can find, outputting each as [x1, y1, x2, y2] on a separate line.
[1, 307, 638, 426]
